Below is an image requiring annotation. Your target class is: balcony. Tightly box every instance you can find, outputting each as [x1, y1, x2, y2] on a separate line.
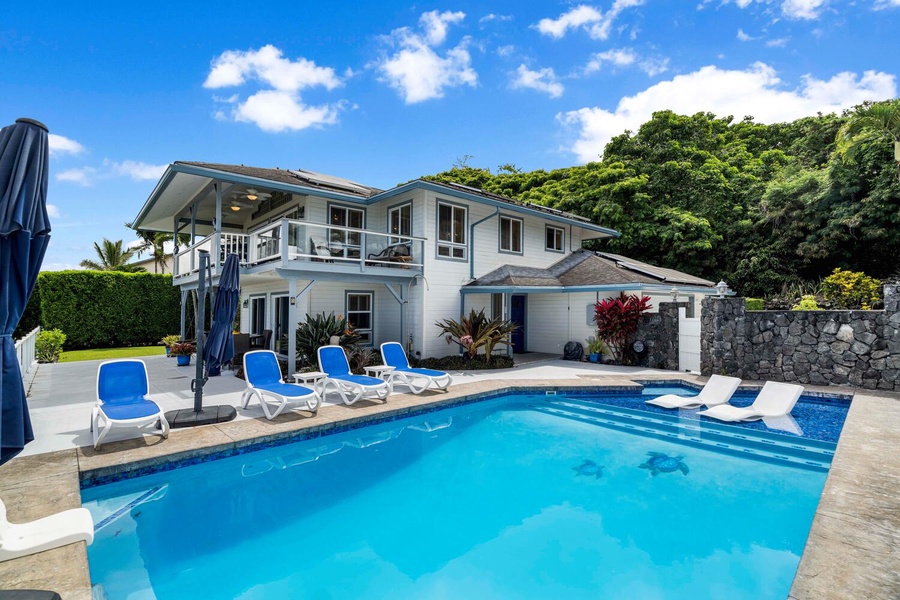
[174, 220, 424, 281]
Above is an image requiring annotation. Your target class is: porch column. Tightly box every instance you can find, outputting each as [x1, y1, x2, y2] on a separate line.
[214, 181, 222, 271]
[400, 283, 407, 352]
[179, 289, 188, 339]
[288, 278, 298, 377]
[504, 293, 512, 357]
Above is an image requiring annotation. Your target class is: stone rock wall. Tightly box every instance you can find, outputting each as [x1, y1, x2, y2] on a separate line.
[701, 285, 900, 391]
[635, 301, 684, 370]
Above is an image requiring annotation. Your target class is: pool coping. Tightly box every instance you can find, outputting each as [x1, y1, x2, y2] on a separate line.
[0, 374, 896, 600]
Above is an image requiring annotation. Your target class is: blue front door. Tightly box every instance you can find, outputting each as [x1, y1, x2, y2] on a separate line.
[510, 294, 526, 353]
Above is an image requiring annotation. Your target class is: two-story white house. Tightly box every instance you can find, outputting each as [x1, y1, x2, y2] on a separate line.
[132, 162, 717, 374]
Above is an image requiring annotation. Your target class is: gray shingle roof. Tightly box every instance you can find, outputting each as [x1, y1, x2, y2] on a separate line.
[176, 162, 383, 198]
[466, 250, 715, 288]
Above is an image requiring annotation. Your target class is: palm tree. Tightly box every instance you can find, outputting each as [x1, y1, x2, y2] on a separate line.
[126, 222, 188, 274]
[80, 239, 144, 272]
[837, 99, 900, 179]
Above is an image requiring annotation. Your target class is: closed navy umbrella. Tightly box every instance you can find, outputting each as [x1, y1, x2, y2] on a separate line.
[203, 253, 240, 377]
[0, 118, 51, 465]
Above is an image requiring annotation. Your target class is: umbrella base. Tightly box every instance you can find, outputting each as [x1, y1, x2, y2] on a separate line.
[165, 406, 237, 428]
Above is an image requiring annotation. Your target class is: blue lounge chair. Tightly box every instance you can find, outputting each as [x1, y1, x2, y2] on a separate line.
[317, 345, 390, 405]
[380, 342, 452, 394]
[241, 350, 321, 419]
[92, 359, 169, 449]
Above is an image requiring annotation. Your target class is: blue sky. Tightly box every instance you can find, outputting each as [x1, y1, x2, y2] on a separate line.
[2, 0, 897, 270]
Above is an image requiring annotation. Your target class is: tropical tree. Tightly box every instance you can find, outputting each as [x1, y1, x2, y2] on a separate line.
[837, 99, 900, 178]
[80, 239, 144, 272]
[126, 222, 187, 274]
[435, 309, 518, 360]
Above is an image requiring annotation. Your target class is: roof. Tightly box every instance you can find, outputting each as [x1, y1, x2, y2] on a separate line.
[176, 162, 383, 198]
[466, 249, 715, 290]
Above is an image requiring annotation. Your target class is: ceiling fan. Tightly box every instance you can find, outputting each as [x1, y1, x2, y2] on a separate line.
[239, 188, 271, 202]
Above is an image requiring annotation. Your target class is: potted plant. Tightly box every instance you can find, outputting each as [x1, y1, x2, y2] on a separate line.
[170, 341, 196, 366]
[585, 336, 605, 363]
[161, 334, 180, 357]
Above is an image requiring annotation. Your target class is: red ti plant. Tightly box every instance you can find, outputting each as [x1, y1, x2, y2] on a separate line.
[593, 293, 652, 364]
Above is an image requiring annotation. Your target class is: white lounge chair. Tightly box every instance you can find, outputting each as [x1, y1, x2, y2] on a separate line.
[0, 498, 94, 562]
[380, 341, 452, 394]
[317, 345, 391, 405]
[92, 359, 169, 449]
[644, 374, 742, 410]
[241, 350, 321, 419]
[698, 381, 804, 422]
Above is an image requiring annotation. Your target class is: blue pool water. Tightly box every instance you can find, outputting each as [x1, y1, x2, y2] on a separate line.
[83, 388, 847, 599]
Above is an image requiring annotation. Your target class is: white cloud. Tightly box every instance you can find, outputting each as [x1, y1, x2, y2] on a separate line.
[781, 0, 826, 19]
[497, 45, 516, 57]
[558, 63, 897, 162]
[45, 204, 61, 218]
[56, 167, 96, 186]
[874, 0, 900, 8]
[204, 44, 345, 132]
[583, 48, 668, 77]
[535, 1, 645, 41]
[479, 13, 513, 24]
[47, 134, 85, 157]
[55, 160, 167, 186]
[375, 11, 477, 104]
[736, 28, 756, 41]
[766, 37, 790, 47]
[511, 65, 564, 98]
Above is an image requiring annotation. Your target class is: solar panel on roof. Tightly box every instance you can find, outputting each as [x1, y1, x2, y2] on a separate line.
[289, 169, 374, 195]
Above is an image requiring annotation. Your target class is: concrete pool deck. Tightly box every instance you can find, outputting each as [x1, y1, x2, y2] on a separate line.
[0, 359, 897, 599]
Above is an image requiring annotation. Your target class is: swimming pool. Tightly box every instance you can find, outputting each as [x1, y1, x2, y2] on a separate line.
[82, 386, 847, 599]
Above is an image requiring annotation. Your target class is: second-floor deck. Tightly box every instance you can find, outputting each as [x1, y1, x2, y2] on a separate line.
[174, 219, 425, 284]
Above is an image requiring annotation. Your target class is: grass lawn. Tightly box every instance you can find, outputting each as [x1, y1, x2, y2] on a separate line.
[59, 346, 166, 363]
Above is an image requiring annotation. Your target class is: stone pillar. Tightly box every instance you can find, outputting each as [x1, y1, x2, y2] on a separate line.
[701, 296, 746, 377]
[884, 284, 899, 313]
[635, 301, 687, 370]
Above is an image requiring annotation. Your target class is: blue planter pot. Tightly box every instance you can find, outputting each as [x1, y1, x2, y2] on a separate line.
[589, 353, 600, 363]
[165, 347, 171, 357]
[176, 355, 191, 366]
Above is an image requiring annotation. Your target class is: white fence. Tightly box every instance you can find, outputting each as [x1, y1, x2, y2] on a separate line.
[678, 308, 701, 372]
[15, 326, 40, 379]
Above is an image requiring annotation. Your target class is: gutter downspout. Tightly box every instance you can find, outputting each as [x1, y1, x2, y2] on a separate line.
[469, 208, 500, 281]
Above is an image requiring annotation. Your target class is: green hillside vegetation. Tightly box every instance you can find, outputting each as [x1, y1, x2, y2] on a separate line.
[423, 100, 900, 297]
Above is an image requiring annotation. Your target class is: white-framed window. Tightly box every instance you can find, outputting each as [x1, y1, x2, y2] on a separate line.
[545, 225, 565, 253]
[329, 204, 365, 258]
[491, 293, 505, 320]
[346, 292, 373, 345]
[388, 202, 412, 243]
[437, 201, 467, 259]
[499, 215, 523, 254]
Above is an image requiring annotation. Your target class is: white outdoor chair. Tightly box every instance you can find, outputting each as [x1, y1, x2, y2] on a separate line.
[241, 350, 320, 420]
[92, 359, 169, 449]
[0, 498, 94, 562]
[644, 374, 741, 410]
[698, 381, 804, 422]
[317, 345, 390, 405]
[380, 342, 452, 394]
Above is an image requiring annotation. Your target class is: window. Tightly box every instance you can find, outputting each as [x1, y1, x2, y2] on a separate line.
[250, 297, 266, 337]
[492, 294, 505, 320]
[546, 225, 565, 252]
[499, 215, 523, 254]
[346, 292, 373, 345]
[329, 205, 365, 258]
[389, 203, 412, 243]
[437, 201, 467, 259]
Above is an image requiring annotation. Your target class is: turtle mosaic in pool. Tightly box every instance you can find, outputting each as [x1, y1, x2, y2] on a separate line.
[82, 385, 849, 599]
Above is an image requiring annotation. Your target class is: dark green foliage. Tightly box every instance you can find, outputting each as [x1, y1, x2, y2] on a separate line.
[295, 312, 362, 367]
[422, 103, 900, 297]
[35, 329, 66, 363]
[434, 308, 518, 359]
[414, 355, 514, 370]
[14, 283, 41, 339]
[34, 271, 180, 350]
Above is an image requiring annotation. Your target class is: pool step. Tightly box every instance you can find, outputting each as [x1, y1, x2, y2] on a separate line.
[533, 399, 834, 472]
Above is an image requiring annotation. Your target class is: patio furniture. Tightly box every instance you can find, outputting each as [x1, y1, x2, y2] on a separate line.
[291, 371, 327, 394]
[380, 342, 452, 394]
[317, 345, 391, 405]
[232, 333, 251, 370]
[698, 381, 804, 422]
[91, 359, 169, 450]
[367, 242, 412, 267]
[0, 498, 94, 563]
[310, 236, 333, 262]
[644, 374, 741, 410]
[241, 350, 320, 420]
[250, 329, 272, 349]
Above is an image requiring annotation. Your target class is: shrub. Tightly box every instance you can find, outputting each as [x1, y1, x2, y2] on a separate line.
[170, 341, 195, 356]
[594, 293, 652, 364]
[745, 298, 764, 311]
[414, 355, 514, 371]
[435, 309, 518, 360]
[34, 271, 180, 349]
[160, 334, 180, 348]
[35, 328, 66, 363]
[792, 295, 820, 310]
[295, 312, 361, 367]
[821, 268, 881, 309]
[347, 346, 380, 374]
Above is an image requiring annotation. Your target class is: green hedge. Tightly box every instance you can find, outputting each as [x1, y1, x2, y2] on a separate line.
[745, 298, 764, 311]
[28, 271, 181, 350]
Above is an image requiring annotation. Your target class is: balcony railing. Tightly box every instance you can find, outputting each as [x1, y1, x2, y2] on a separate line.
[174, 220, 424, 278]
